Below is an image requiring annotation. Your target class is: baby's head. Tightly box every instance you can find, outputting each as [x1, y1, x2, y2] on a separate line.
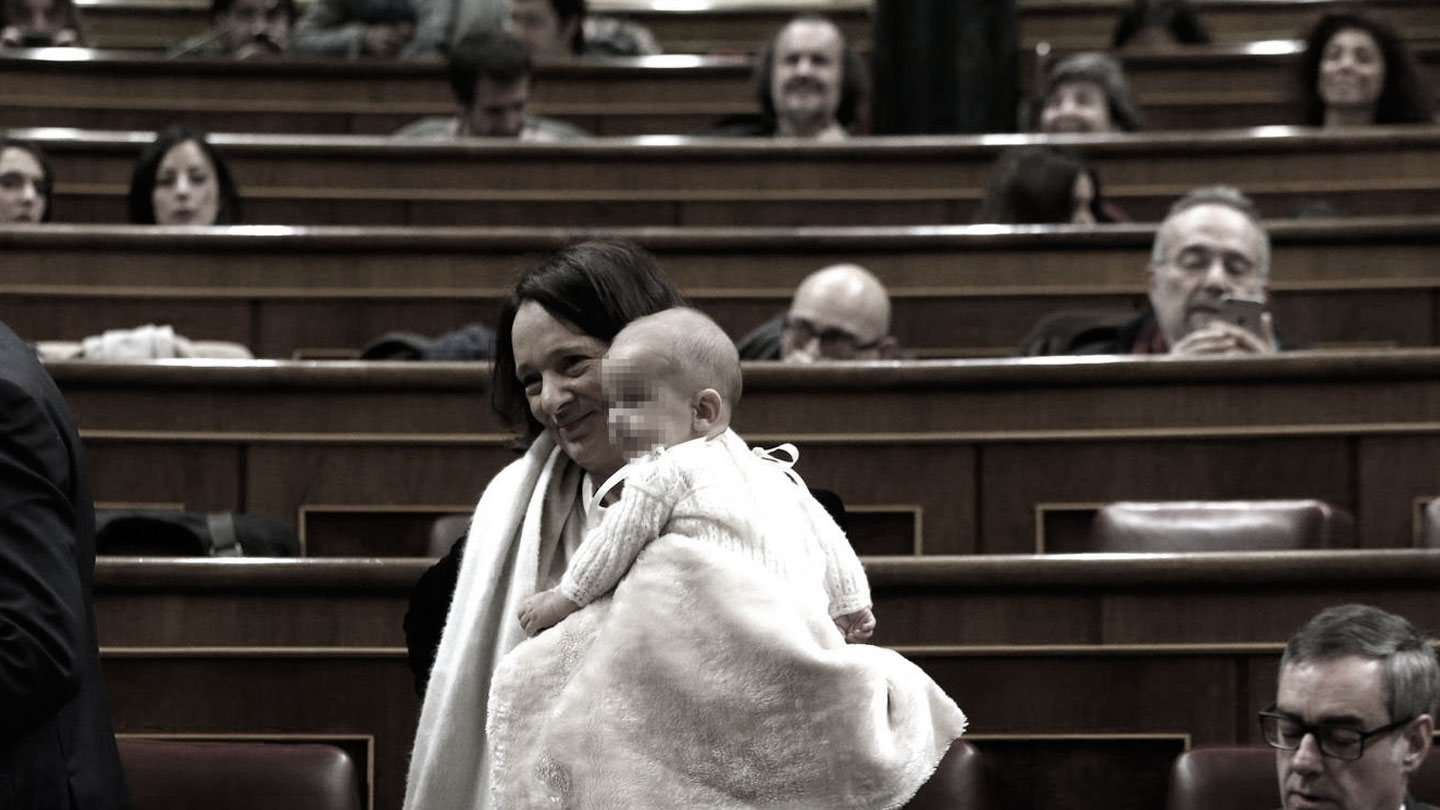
[602, 307, 742, 460]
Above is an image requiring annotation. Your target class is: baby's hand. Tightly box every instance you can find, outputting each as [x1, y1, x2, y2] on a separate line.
[517, 589, 580, 636]
[834, 607, 876, 643]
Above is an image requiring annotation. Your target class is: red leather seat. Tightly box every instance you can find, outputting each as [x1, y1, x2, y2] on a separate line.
[901, 740, 989, 810]
[1167, 745, 1440, 810]
[119, 738, 363, 810]
[1091, 500, 1354, 553]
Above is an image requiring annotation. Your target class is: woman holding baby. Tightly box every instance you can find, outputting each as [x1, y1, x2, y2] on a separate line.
[403, 239, 967, 810]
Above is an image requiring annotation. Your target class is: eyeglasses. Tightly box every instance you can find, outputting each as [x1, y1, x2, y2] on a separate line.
[1258, 706, 1413, 761]
[781, 316, 883, 359]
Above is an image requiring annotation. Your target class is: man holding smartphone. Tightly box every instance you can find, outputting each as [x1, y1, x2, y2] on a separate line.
[1146, 186, 1278, 355]
[1029, 186, 1282, 356]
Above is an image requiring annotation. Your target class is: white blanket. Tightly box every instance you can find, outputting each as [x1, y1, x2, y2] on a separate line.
[405, 435, 583, 810]
[488, 534, 968, 810]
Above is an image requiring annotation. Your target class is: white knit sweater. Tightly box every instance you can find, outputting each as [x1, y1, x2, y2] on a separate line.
[560, 429, 870, 619]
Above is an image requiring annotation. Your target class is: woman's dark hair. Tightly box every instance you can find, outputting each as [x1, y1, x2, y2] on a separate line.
[0, 137, 55, 222]
[1300, 13, 1434, 125]
[976, 145, 1110, 224]
[491, 239, 689, 440]
[546, 0, 585, 55]
[755, 14, 868, 131]
[126, 126, 242, 225]
[209, 0, 296, 26]
[1112, 0, 1211, 48]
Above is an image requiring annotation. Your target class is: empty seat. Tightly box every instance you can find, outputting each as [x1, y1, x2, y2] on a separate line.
[1091, 500, 1354, 553]
[1167, 745, 1440, 810]
[118, 738, 362, 810]
[901, 740, 990, 810]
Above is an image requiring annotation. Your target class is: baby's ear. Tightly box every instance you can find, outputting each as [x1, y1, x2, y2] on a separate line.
[692, 388, 723, 429]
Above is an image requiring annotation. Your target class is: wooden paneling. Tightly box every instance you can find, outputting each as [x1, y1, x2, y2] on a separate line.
[92, 550, 1440, 810]
[0, 45, 1437, 135]
[51, 350, 1440, 557]
[16, 127, 1440, 227]
[5, 218, 1440, 357]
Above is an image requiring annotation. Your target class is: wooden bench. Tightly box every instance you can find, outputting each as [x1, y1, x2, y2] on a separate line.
[53, 350, 1440, 559]
[93, 549, 1440, 810]
[15, 127, 1440, 226]
[0, 44, 1435, 135]
[4, 218, 1439, 358]
[69, 0, 1440, 53]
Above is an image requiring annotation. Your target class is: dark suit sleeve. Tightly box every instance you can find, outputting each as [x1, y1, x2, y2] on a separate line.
[403, 532, 465, 696]
[0, 377, 85, 742]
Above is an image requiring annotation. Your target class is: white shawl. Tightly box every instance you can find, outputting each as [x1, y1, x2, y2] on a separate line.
[404, 435, 582, 810]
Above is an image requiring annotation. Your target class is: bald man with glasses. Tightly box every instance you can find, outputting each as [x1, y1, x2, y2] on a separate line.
[736, 263, 900, 362]
[1263, 604, 1439, 810]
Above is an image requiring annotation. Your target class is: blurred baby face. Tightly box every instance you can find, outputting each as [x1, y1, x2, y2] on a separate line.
[601, 346, 698, 461]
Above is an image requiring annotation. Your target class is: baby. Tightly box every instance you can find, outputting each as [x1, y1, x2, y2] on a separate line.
[518, 307, 876, 642]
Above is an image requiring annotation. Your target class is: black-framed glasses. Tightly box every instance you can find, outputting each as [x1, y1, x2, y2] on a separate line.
[1258, 706, 1413, 761]
[781, 316, 882, 359]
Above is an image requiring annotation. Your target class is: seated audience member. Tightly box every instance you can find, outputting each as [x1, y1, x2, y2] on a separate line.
[976, 145, 1127, 224]
[392, 28, 587, 140]
[702, 14, 866, 139]
[1300, 13, 1435, 127]
[736, 263, 899, 362]
[1264, 604, 1438, 810]
[127, 127, 242, 226]
[169, 0, 294, 58]
[1112, 0, 1210, 50]
[1030, 186, 1281, 356]
[292, 0, 433, 58]
[0, 137, 52, 223]
[0, 0, 79, 47]
[1033, 52, 1143, 133]
[510, 0, 658, 59]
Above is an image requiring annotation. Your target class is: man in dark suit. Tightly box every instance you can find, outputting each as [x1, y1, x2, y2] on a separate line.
[0, 321, 128, 808]
[1263, 604, 1438, 810]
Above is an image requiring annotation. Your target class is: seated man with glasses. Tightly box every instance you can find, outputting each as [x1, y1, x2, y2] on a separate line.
[1262, 603, 1438, 810]
[736, 263, 900, 362]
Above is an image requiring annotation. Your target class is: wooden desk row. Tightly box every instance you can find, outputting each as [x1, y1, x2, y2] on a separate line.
[70, 0, 1440, 54]
[51, 351, 1440, 559]
[17, 127, 1440, 227]
[94, 549, 1440, 810]
[1, 44, 1437, 136]
[5, 218, 1440, 358]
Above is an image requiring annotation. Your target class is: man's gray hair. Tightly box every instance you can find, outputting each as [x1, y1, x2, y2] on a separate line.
[1281, 604, 1440, 722]
[1150, 185, 1271, 279]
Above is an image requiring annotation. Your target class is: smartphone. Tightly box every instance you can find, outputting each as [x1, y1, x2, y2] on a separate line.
[1217, 295, 1267, 335]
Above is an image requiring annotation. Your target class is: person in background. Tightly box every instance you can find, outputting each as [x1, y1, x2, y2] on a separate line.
[0, 313, 130, 809]
[1033, 52, 1143, 133]
[392, 28, 587, 140]
[292, 0, 426, 58]
[976, 145, 1127, 224]
[1299, 13, 1435, 127]
[1112, 0, 1210, 50]
[170, 0, 294, 58]
[510, 0, 658, 59]
[736, 263, 899, 362]
[0, 0, 79, 47]
[1023, 185, 1281, 356]
[1264, 604, 1438, 810]
[0, 137, 52, 223]
[127, 127, 242, 226]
